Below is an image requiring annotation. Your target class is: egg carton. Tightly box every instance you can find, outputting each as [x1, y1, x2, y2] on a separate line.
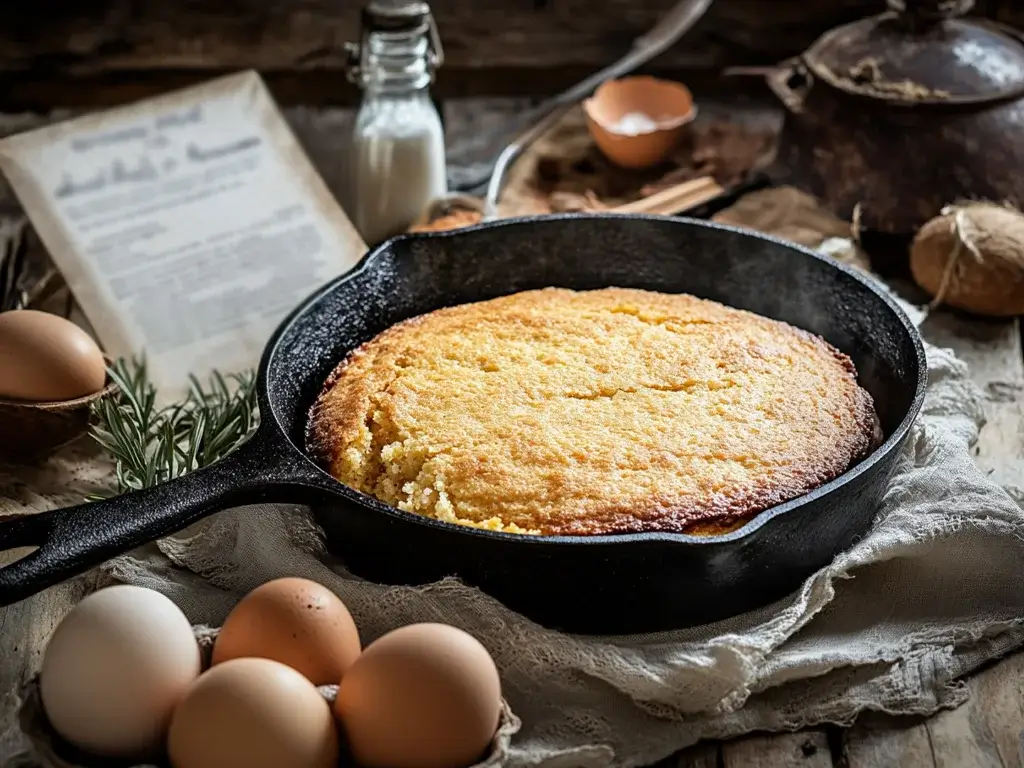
[18, 625, 521, 768]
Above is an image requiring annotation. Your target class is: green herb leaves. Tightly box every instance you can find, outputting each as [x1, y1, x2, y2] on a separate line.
[89, 358, 259, 497]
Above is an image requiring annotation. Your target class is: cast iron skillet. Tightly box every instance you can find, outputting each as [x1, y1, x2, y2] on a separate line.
[0, 215, 927, 634]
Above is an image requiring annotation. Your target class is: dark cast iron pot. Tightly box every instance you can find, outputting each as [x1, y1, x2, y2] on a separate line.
[766, 0, 1024, 256]
[0, 215, 927, 635]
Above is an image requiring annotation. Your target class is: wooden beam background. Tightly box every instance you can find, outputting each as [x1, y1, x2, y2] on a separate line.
[0, 0, 1018, 109]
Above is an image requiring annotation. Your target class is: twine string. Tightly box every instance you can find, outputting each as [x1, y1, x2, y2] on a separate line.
[850, 202, 863, 246]
[928, 206, 985, 309]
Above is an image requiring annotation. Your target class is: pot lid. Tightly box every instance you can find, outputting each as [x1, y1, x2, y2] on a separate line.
[803, 0, 1024, 105]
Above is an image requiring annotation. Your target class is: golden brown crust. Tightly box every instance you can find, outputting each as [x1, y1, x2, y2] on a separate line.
[307, 288, 879, 537]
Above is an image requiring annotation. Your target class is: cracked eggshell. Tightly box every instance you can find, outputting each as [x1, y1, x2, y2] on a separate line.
[583, 76, 697, 170]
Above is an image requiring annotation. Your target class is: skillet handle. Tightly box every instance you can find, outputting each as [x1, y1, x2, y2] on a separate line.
[0, 426, 332, 607]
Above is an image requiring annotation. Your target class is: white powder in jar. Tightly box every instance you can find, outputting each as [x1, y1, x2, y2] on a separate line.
[350, 98, 448, 246]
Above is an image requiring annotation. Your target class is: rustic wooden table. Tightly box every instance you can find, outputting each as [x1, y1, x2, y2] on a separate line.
[1, 99, 1022, 768]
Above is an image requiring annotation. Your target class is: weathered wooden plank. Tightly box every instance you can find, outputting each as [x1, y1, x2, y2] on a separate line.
[924, 698, 1007, 768]
[845, 717, 936, 767]
[0, 0, 864, 74]
[659, 741, 721, 768]
[922, 311, 1024, 491]
[0, 0, 1019, 108]
[723, 731, 833, 768]
[923, 652, 1024, 768]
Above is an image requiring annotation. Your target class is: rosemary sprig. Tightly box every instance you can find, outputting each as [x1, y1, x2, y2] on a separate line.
[89, 358, 259, 498]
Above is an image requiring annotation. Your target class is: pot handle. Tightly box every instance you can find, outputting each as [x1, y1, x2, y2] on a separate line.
[766, 58, 813, 115]
[0, 426, 335, 607]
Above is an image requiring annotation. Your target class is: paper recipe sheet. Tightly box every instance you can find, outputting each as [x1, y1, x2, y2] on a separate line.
[0, 71, 367, 401]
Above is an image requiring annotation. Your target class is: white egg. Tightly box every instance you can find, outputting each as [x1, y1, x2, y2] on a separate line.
[40, 585, 201, 760]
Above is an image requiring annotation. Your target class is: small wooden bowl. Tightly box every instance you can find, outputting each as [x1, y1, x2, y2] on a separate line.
[583, 76, 697, 170]
[0, 376, 117, 464]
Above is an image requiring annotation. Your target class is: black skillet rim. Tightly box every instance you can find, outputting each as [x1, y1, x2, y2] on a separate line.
[261, 213, 929, 548]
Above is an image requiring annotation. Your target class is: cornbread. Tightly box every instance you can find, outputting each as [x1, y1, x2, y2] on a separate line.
[308, 288, 878, 536]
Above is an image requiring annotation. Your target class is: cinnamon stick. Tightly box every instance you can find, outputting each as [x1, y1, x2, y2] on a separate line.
[611, 176, 724, 217]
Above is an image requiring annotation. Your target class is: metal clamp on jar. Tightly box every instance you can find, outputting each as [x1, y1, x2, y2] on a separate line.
[345, 1, 447, 246]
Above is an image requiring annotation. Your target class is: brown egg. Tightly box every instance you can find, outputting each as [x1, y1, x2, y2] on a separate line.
[212, 577, 361, 685]
[0, 310, 106, 402]
[583, 76, 696, 170]
[167, 658, 338, 768]
[334, 623, 502, 768]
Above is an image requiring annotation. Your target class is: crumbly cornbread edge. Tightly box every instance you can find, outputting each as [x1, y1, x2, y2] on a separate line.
[306, 290, 880, 537]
